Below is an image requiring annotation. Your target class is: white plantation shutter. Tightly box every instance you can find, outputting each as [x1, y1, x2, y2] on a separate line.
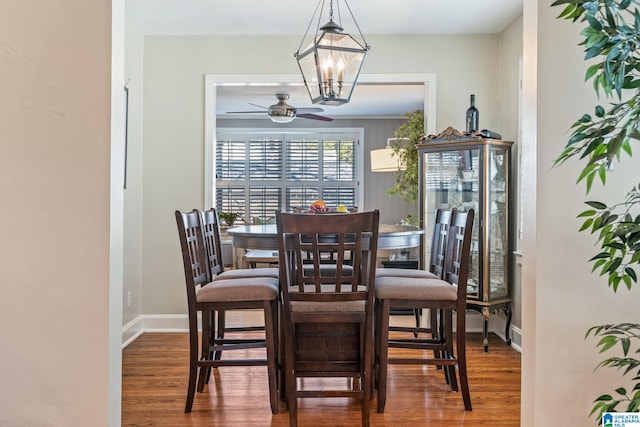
[249, 139, 282, 181]
[286, 139, 319, 181]
[215, 130, 359, 221]
[322, 187, 356, 209]
[216, 187, 246, 214]
[216, 139, 246, 179]
[249, 187, 282, 221]
[286, 187, 320, 211]
[322, 139, 356, 181]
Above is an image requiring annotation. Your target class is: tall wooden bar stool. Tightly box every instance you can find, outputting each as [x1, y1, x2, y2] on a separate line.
[375, 209, 451, 340]
[375, 208, 475, 413]
[276, 210, 379, 427]
[175, 209, 280, 414]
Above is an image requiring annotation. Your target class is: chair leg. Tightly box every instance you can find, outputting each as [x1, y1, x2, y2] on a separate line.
[185, 313, 199, 413]
[203, 310, 215, 385]
[214, 309, 226, 360]
[373, 300, 381, 392]
[197, 310, 212, 392]
[286, 376, 297, 426]
[264, 300, 280, 414]
[376, 298, 391, 413]
[443, 309, 458, 391]
[456, 308, 472, 410]
[283, 321, 297, 426]
[362, 313, 374, 426]
[413, 308, 420, 338]
[430, 308, 444, 371]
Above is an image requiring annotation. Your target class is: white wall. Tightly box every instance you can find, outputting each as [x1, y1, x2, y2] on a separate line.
[140, 34, 502, 316]
[123, 23, 145, 331]
[0, 1, 120, 425]
[499, 15, 524, 336]
[521, 1, 640, 425]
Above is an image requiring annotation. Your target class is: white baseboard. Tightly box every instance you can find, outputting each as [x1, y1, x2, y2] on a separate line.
[121, 311, 265, 349]
[121, 315, 187, 349]
[121, 316, 145, 348]
[123, 311, 523, 353]
[510, 325, 522, 353]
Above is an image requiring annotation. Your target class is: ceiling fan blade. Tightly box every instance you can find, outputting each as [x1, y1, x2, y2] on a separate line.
[295, 107, 324, 114]
[297, 113, 333, 122]
[226, 110, 266, 114]
[248, 103, 268, 109]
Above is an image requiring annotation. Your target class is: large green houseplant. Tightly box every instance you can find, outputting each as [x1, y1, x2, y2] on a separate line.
[386, 109, 424, 204]
[552, 0, 640, 423]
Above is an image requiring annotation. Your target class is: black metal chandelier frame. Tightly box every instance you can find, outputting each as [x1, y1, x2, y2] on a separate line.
[294, 0, 370, 105]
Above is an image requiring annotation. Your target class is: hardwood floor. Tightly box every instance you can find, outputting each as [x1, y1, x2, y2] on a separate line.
[122, 323, 520, 426]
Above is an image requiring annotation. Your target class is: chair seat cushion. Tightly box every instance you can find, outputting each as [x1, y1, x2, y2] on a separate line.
[375, 276, 457, 301]
[375, 267, 438, 279]
[197, 277, 279, 302]
[215, 268, 279, 280]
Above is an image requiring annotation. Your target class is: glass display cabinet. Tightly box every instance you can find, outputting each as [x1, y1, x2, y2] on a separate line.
[418, 137, 513, 351]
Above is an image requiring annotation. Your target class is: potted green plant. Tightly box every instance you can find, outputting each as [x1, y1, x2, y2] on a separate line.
[219, 212, 241, 228]
[386, 109, 424, 205]
[552, 0, 640, 423]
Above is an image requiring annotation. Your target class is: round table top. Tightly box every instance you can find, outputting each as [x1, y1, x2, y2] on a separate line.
[226, 223, 424, 250]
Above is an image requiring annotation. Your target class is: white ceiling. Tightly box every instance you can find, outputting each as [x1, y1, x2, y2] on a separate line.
[126, 0, 523, 36]
[216, 83, 426, 121]
[126, 0, 523, 120]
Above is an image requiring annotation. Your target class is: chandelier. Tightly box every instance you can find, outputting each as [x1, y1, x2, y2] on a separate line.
[294, 0, 370, 105]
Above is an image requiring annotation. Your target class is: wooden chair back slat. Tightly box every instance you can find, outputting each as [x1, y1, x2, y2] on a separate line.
[198, 208, 225, 279]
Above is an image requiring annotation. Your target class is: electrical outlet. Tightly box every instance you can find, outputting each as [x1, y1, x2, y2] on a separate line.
[127, 291, 132, 308]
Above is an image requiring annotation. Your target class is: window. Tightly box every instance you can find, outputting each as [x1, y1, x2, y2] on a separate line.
[215, 129, 362, 222]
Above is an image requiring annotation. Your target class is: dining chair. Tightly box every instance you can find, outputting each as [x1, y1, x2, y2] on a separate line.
[276, 210, 379, 427]
[175, 209, 280, 414]
[375, 208, 474, 413]
[199, 208, 279, 281]
[375, 208, 452, 339]
[197, 208, 279, 380]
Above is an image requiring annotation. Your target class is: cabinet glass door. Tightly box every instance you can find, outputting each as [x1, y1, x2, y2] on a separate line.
[487, 146, 509, 300]
[421, 148, 480, 297]
[419, 138, 513, 351]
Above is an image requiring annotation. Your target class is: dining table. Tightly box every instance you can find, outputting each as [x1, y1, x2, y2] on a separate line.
[226, 223, 425, 252]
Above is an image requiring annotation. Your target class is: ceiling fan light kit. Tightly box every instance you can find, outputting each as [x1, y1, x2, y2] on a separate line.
[295, 0, 370, 105]
[268, 94, 297, 123]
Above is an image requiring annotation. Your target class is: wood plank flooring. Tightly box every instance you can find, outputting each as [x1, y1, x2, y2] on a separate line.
[122, 323, 520, 426]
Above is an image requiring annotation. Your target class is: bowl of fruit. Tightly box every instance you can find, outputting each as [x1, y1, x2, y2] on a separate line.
[308, 200, 329, 213]
[307, 201, 350, 214]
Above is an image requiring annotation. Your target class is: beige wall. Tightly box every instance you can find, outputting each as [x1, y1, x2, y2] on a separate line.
[521, 1, 640, 424]
[0, 0, 122, 425]
[139, 34, 503, 316]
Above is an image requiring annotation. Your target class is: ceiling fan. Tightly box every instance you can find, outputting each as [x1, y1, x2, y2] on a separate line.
[226, 93, 333, 123]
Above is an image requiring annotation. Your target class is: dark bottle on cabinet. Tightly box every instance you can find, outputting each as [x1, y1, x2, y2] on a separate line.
[465, 94, 479, 133]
